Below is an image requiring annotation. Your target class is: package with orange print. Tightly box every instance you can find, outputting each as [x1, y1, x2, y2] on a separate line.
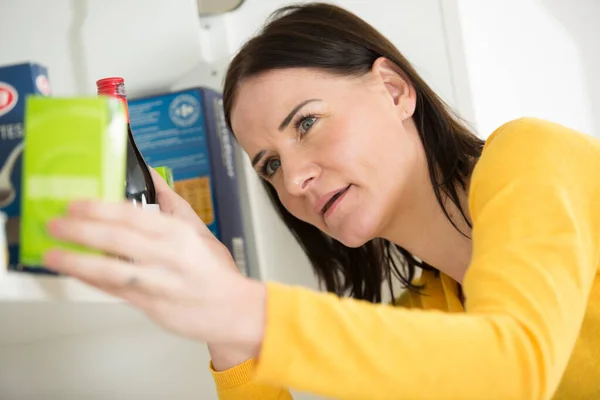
[0, 62, 51, 272]
[128, 87, 248, 275]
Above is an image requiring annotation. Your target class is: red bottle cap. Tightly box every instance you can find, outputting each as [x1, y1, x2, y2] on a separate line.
[96, 77, 126, 97]
[96, 77, 129, 121]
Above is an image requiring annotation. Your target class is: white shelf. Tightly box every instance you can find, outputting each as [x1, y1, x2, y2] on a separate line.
[0, 271, 149, 346]
[0, 301, 147, 346]
[0, 270, 120, 303]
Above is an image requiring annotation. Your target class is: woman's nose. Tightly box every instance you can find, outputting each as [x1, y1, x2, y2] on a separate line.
[282, 157, 320, 196]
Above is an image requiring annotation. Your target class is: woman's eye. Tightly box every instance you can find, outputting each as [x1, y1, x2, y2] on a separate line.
[299, 116, 317, 134]
[265, 158, 281, 176]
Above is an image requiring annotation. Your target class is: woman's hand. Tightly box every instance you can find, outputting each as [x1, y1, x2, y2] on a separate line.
[147, 169, 257, 366]
[149, 168, 208, 235]
[42, 199, 266, 355]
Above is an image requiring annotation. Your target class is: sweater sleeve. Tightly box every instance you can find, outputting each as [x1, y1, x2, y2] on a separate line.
[207, 290, 423, 400]
[210, 359, 293, 400]
[250, 118, 600, 400]
[208, 283, 425, 400]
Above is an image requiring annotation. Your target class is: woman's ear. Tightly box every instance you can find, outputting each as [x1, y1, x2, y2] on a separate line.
[371, 57, 416, 120]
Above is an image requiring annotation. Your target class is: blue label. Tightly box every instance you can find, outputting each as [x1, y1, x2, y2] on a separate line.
[169, 93, 201, 128]
[129, 88, 219, 238]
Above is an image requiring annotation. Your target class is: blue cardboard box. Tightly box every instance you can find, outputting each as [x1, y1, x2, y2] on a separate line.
[129, 87, 248, 275]
[0, 62, 51, 272]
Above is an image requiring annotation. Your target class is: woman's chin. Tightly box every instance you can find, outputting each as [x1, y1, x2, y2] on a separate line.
[332, 225, 377, 248]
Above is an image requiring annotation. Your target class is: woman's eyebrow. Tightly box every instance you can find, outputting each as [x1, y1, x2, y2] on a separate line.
[251, 98, 323, 169]
[278, 99, 322, 131]
[251, 150, 266, 168]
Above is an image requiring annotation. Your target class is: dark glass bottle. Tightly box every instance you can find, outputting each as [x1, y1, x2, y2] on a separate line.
[96, 77, 157, 208]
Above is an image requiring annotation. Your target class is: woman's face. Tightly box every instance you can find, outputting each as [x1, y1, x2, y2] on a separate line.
[231, 59, 423, 247]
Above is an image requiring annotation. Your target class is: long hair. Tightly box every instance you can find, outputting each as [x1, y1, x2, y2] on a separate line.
[222, 3, 484, 303]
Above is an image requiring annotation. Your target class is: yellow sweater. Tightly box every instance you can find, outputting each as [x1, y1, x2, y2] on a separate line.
[210, 118, 600, 399]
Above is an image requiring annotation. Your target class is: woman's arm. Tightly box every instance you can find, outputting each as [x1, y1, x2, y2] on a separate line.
[248, 119, 600, 399]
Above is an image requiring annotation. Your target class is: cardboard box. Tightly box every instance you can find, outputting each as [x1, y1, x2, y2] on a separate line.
[0, 62, 51, 271]
[20, 96, 127, 267]
[129, 87, 248, 275]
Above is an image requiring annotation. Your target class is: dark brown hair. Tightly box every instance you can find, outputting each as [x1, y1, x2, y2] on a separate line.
[223, 3, 484, 303]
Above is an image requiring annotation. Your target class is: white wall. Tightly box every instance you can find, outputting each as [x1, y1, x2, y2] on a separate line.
[0, 0, 208, 97]
[454, 0, 599, 138]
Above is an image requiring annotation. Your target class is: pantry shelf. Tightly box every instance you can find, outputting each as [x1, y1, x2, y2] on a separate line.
[0, 271, 119, 303]
[0, 271, 151, 346]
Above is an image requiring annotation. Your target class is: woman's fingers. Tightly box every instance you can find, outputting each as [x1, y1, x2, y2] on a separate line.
[149, 167, 168, 189]
[47, 217, 183, 267]
[148, 169, 215, 237]
[66, 200, 196, 238]
[43, 249, 182, 298]
[149, 168, 187, 213]
[48, 200, 221, 271]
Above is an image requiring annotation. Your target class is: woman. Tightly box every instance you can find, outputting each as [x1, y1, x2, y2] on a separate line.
[44, 3, 599, 399]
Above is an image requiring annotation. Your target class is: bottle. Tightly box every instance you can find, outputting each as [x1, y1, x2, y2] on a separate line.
[96, 77, 158, 210]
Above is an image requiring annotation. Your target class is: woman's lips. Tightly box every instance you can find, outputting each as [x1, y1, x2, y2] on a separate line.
[322, 185, 351, 218]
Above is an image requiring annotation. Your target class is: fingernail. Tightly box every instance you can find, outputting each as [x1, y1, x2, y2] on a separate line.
[68, 200, 87, 214]
[47, 219, 64, 237]
[43, 249, 62, 266]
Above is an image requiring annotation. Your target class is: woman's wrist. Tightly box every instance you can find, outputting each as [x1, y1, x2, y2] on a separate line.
[234, 277, 267, 356]
[209, 277, 266, 370]
[208, 343, 254, 371]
